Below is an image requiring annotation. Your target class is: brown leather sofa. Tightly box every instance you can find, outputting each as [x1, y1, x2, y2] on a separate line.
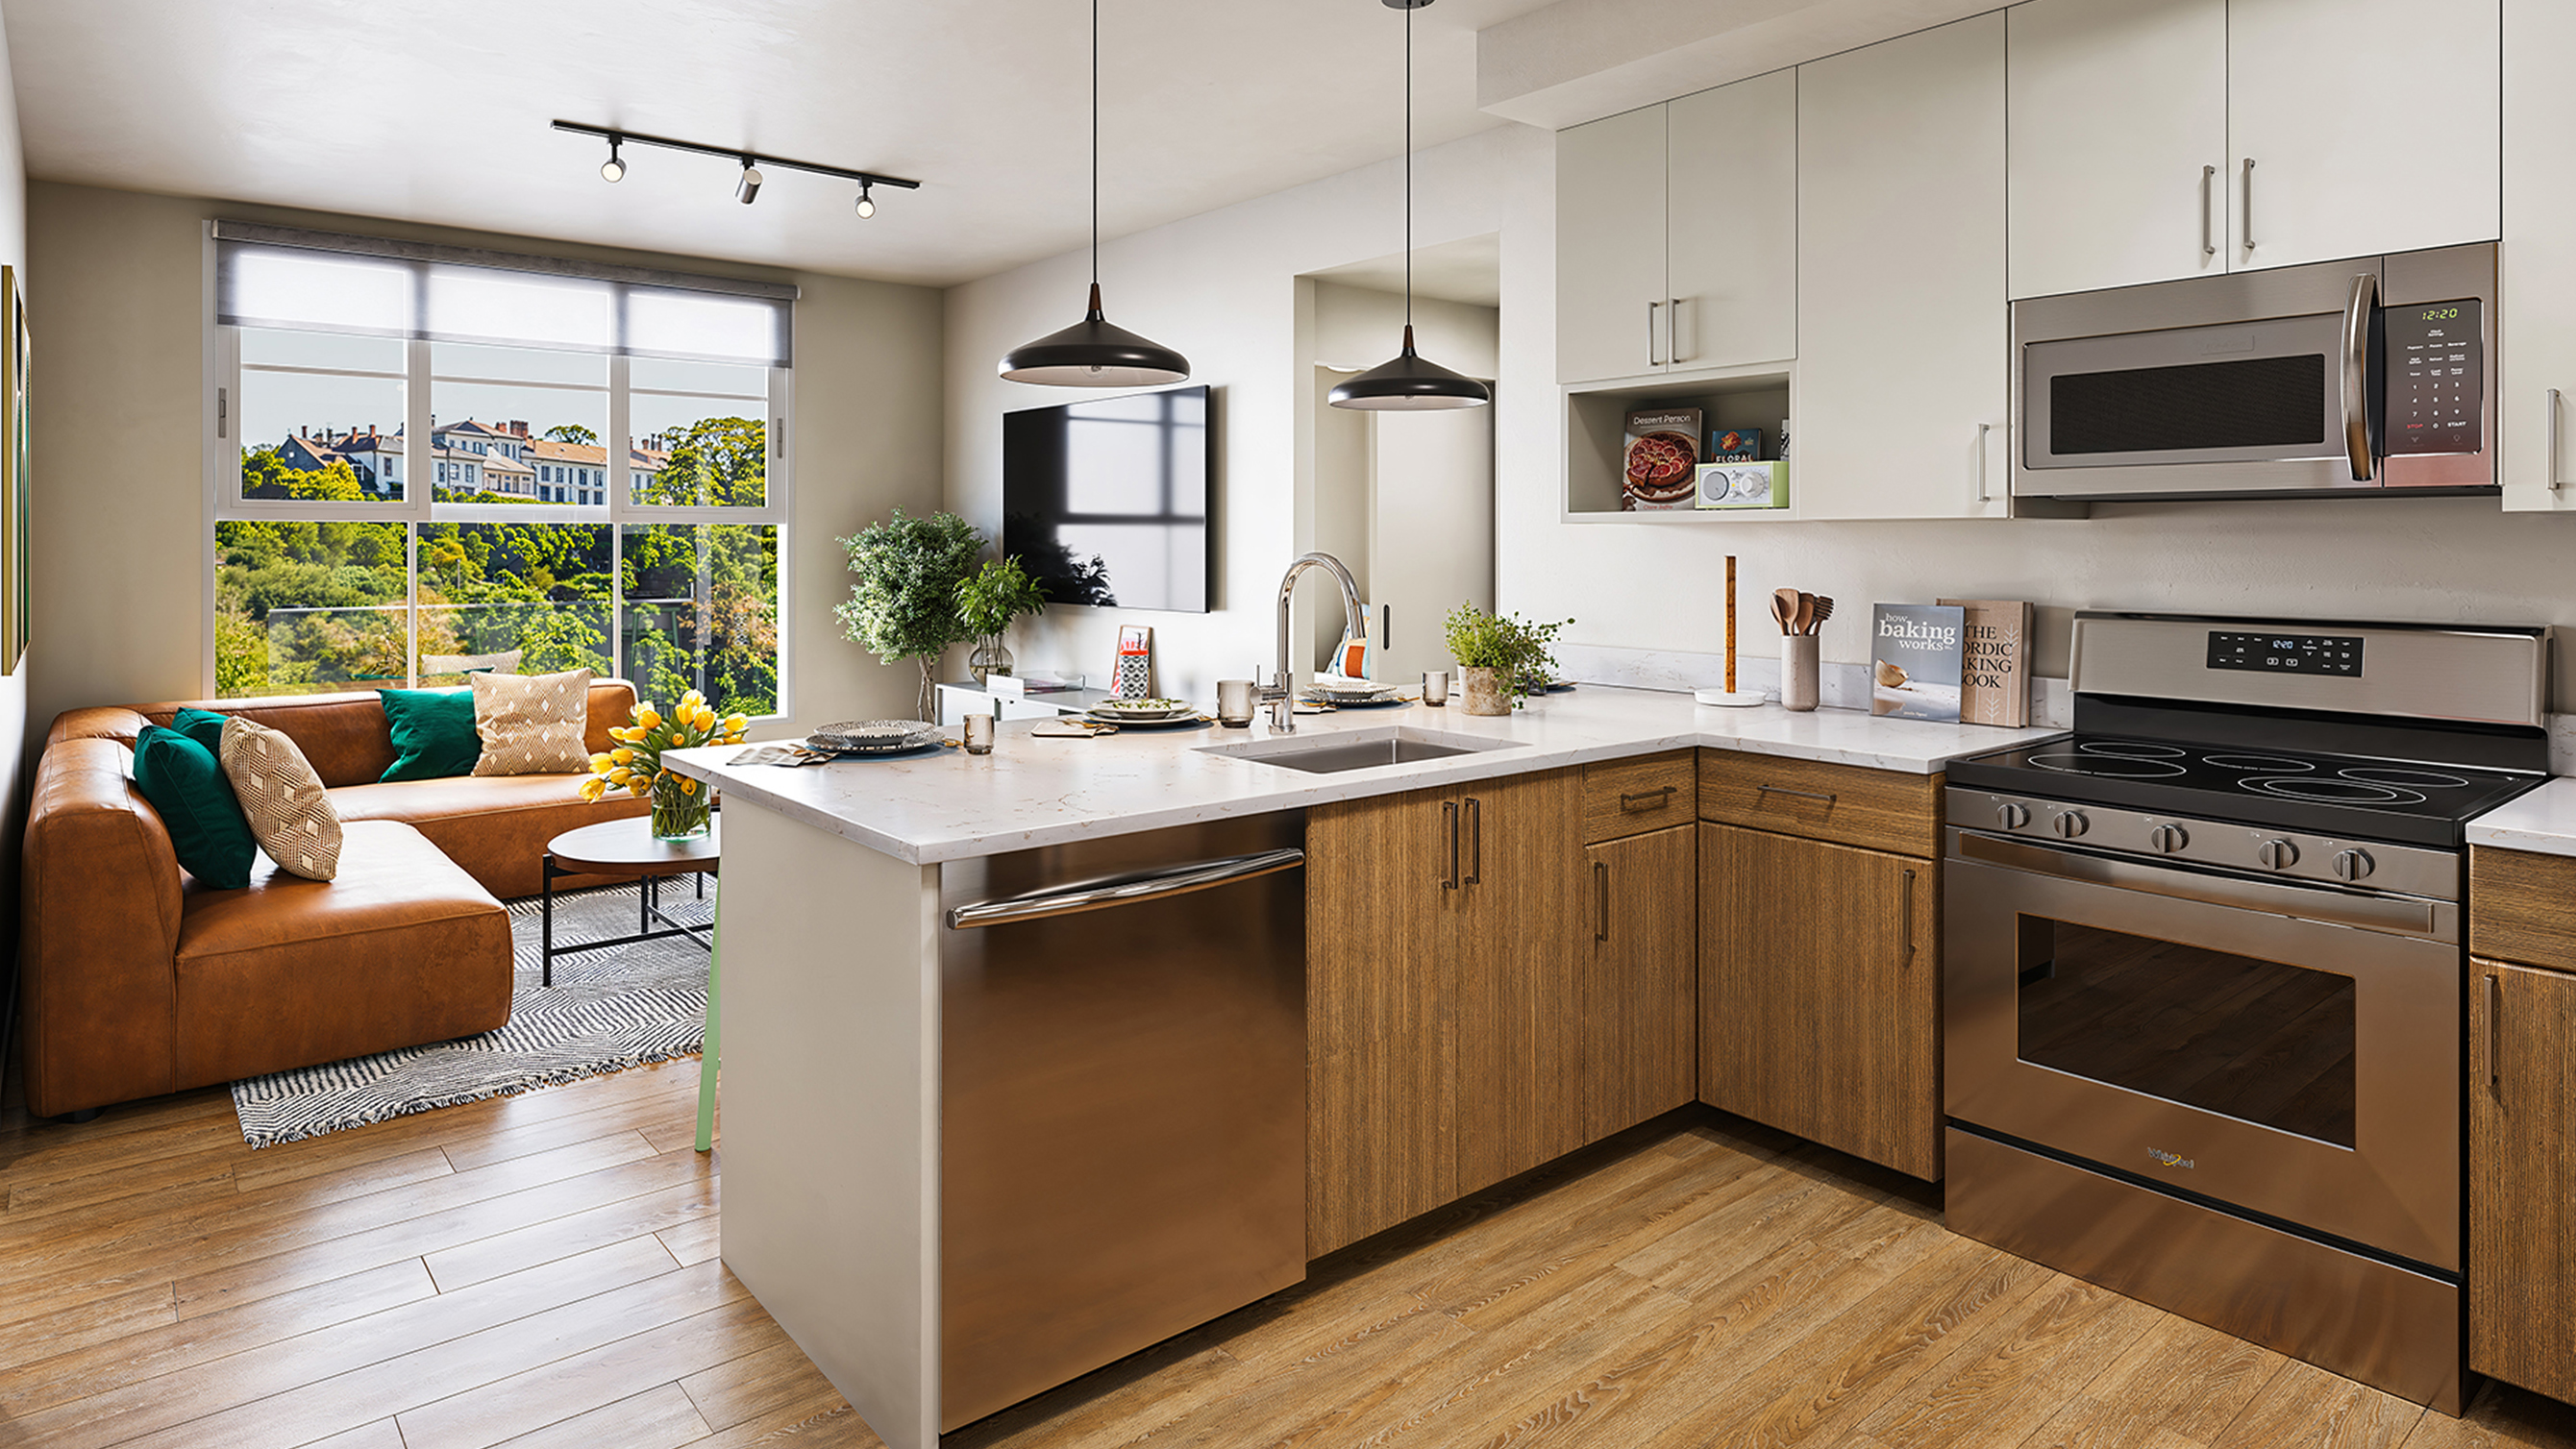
[21, 680, 655, 1119]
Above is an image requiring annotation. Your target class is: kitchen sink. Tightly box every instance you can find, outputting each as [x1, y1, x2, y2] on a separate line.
[1198, 725, 1523, 774]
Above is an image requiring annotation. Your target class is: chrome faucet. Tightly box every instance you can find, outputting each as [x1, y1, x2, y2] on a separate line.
[1259, 552, 1367, 732]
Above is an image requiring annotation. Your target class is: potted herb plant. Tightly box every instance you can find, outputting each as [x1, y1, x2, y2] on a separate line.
[1442, 602, 1571, 717]
[835, 508, 986, 721]
[954, 556, 1048, 687]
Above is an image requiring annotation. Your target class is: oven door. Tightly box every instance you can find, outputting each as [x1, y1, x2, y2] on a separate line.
[1945, 827, 2460, 1272]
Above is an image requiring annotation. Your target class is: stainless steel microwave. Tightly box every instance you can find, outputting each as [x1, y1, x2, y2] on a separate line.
[2013, 242, 2495, 501]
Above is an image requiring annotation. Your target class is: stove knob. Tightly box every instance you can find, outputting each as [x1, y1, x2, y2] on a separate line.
[2256, 838, 2301, 871]
[2149, 823, 2190, 854]
[2050, 810, 2091, 840]
[1995, 801, 2032, 830]
[2333, 848, 2375, 882]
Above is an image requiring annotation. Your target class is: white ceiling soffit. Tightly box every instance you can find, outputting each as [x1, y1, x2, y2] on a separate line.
[1, 0, 1564, 289]
[1311, 233, 1502, 309]
[1477, 0, 2001, 130]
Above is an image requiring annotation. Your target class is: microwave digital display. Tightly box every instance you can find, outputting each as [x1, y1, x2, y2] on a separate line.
[2206, 631, 2363, 676]
[2385, 298, 2485, 457]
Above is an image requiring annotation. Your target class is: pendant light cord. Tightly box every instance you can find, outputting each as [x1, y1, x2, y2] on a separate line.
[1093, 0, 1101, 289]
[1404, 0, 1413, 331]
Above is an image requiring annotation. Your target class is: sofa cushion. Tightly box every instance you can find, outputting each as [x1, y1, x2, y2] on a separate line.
[131, 724, 257, 890]
[174, 820, 512, 1087]
[172, 705, 231, 753]
[220, 716, 344, 881]
[330, 772, 651, 899]
[471, 669, 594, 776]
[378, 687, 481, 782]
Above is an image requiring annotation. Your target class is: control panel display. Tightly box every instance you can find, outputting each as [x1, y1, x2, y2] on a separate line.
[2207, 631, 2363, 676]
[2385, 298, 2485, 456]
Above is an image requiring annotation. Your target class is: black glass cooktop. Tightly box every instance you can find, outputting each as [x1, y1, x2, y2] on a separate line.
[1948, 735, 2545, 847]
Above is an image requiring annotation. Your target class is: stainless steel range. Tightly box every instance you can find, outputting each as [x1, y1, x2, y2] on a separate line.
[1943, 611, 2552, 1415]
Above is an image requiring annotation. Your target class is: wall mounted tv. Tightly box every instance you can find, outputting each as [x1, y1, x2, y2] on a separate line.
[1003, 384, 1210, 613]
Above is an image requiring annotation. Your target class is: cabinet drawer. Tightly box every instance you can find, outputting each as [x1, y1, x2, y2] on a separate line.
[1697, 749, 1941, 859]
[2470, 847, 2576, 973]
[1582, 751, 1695, 843]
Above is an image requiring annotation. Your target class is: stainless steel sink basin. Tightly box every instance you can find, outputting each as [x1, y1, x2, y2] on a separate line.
[1198, 725, 1522, 774]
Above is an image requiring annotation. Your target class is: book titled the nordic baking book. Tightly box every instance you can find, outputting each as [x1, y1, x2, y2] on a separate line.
[1937, 599, 2035, 727]
[1870, 604, 1966, 723]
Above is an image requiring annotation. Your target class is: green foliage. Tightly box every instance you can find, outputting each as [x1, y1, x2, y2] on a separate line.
[543, 424, 599, 444]
[1442, 602, 1571, 709]
[241, 448, 379, 503]
[835, 509, 985, 666]
[635, 417, 765, 507]
[954, 556, 1047, 638]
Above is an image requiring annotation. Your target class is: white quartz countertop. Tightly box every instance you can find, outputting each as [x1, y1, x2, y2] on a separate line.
[664, 686, 2063, 865]
[2467, 777, 2576, 858]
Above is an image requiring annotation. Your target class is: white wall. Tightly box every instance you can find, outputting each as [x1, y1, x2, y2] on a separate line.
[952, 117, 2576, 712]
[0, 19, 26, 949]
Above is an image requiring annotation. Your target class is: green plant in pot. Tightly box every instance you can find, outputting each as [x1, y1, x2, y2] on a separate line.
[954, 556, 1047, 687]
[835, 508, 985, 722]
[1442, 602, 1571, 716]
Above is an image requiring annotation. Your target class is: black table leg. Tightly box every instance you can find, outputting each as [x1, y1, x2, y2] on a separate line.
[541, 854, 557, 988]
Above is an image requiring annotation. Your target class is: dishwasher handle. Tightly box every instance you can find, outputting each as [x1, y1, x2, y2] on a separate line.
[946, 847, 1305, 929]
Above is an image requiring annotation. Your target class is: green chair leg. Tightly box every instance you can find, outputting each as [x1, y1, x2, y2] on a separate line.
[695, 879, 721, 1153]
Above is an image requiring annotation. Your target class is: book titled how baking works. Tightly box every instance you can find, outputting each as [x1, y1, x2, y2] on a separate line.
[1870, 603, 1966, 723]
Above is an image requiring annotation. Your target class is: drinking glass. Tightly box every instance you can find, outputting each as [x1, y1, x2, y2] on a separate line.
[1217, 679, 1256, 727]
[1423, 670, 1449, 707]
[963, 713, 996, 754]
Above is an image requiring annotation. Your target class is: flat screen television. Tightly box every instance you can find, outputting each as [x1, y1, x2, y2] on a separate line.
[1002, 384, 1210, 613]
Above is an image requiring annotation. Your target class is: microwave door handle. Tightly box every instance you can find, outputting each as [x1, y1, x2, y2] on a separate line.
[2342, 271, 2379, 481]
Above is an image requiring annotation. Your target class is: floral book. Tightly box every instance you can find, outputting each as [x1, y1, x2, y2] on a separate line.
[1869, 604, 1966, 723]
[1938, 598, 2035, 727]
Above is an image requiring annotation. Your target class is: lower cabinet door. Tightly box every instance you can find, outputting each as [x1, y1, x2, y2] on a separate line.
[1699, 823, 1941, 1179]
[1452, 770, 1586, 1195]
[1581, 824, 1697, 1141]
[2470, 956, 2576, 1399]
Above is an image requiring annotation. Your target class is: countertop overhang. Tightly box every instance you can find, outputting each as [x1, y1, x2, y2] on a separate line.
[664, 687, 2064, 865]
[2467, 776, 2576, 859]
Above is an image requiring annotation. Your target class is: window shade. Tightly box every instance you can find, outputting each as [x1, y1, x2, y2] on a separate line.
[215, 228, 793, 366]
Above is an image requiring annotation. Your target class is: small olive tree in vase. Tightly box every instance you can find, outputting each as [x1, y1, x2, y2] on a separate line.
[1443, 602, 1571, 717]
[954, 557, 1047, 687]
[836, 509, 985, 722]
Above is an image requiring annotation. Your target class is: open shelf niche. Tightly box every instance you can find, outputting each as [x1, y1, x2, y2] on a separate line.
[1564, 363, 1793, 523]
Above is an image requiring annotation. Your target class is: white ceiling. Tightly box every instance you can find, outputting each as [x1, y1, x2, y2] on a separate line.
[1312, 232, 1502, 307]
[1, 0, 1565, 289]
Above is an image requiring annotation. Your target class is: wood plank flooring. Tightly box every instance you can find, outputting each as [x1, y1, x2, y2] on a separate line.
[8, 1067, 2576, 1449]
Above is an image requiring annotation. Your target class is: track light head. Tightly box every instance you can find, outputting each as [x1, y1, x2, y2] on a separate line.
[855, 184, 877, 219]
[599, 138, 626, 183]
[735, 162, 762, 205]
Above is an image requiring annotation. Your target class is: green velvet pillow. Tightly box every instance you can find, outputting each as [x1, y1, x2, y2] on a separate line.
[131, 724, 257, 890]
[170, 705, 229, 754]
[377, 687, 482, 782]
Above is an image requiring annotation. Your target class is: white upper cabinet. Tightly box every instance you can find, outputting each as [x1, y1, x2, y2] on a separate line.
[1797, 13, 2011, 520]
[1666, 69, 1798, 371]
[2228, 0, 2499, 270]
[1557, 72, 1796, 384]
[1557, 105, 1668, 384]
[2500, 0, 2574, 510]
[2007, 0, 2228, 300]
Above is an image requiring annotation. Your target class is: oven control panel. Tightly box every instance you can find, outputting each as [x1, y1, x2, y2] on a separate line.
[2385, 298, 2485, 457]
[2206, 631, 2363, 676]
[1944, 789, 2461, 902]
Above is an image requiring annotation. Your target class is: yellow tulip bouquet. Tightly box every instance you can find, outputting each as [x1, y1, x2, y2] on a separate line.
[582, 690, 750, 840]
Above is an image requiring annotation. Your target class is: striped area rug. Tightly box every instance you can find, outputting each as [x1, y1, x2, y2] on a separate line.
[230, 883, 715, 1148]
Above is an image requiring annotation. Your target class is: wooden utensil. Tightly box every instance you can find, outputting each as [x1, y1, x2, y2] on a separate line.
[1772, 588, 1798, 635]
[1808, 596, 1835, 633]
[1792, 592, 1814, 636]
[1725, 556, 1738, 694]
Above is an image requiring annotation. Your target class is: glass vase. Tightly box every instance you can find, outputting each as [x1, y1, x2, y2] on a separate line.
[968, 635, 1015, 687]
[651, 769, 713, 842]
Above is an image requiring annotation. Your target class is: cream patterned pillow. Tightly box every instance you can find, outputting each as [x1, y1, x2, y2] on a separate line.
[469, 668, 594, 775]
[218, 716, 343, 881]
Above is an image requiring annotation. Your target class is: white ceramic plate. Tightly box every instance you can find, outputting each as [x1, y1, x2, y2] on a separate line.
[1088, 698, 1192, 721]
[809, 719, 943, 750]
[1308, 676, 1391, 698]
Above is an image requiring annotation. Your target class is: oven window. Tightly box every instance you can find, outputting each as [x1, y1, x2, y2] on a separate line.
[2049, 354, 2327, 454]
[2017, 918, 2356, 1148]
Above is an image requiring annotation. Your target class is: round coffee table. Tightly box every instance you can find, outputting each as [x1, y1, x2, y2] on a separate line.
[540, 817, 721, 987]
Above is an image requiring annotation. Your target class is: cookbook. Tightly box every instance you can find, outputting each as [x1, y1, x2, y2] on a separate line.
[1869, 604, 1966, 723]
[1622, 407, 1702, 511]
[1938, 599, 2035, 727]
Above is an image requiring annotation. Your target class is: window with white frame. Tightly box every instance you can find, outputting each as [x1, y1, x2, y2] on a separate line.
[209, 226, 792, 718]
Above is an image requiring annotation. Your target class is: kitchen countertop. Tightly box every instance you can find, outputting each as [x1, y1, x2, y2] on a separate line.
[665, 686, 2062, 865]
[2467, 777, 2576, 859]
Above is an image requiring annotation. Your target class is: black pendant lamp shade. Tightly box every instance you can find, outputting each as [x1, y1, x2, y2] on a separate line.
[998, 0, 1190, 388]
[1331, 0, 1487, 410]
[1328, 325, 1490, 409]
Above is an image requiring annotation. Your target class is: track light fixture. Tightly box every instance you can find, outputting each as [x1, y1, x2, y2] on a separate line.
[554, 121, 921, 216]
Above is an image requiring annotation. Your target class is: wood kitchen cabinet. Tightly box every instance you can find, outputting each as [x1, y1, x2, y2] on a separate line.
[1556, 69, 1796, 385]
[2501, 0, 2576, 509]
[2469, 954, 2576, 1400]
[1581, 823, 1697, 1141]
[1305, 770, 1582, 1256]
[1795, 13, 2011, 520]
[1698, 822, 1942, 1179]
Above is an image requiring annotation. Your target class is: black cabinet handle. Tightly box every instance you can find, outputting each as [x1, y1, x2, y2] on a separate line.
[1620, 785, 1677, 812]
[1595, 859, 1609, 944]
[1442, 800, 1459, 891]
[2489, 971, 2503, 1093]
[1756, 783, 1838, 805]
[1464, 798, 1483, 886]
[1898, 869, 1917, 966]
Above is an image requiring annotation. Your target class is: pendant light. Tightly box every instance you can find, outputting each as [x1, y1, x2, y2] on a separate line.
[999, 0, 1190, 387]
[1330, 0, 1491, 410]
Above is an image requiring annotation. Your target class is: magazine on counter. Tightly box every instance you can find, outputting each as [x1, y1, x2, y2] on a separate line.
[1870, 604, 1966, 723]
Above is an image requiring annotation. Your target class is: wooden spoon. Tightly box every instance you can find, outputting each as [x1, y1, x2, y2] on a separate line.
[1808, 596, 1835, 633]
[1793, 592, 1814, 636]
[1772, 588, 1798, 636]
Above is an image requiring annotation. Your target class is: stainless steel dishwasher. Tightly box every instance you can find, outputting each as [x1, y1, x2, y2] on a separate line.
[937, 813, 1306, 1432]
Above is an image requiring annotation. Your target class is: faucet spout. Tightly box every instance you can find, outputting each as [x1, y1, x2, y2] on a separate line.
[1266, 552, 1367, 732]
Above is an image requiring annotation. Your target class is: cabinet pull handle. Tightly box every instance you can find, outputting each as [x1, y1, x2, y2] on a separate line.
[1670, 297, 1687, 364]
[2241, 158, 2256, 254]
[2200, 164, 2217, 258]
[1975, 422, 1994, 504]
[2489, 971, 2503, 1093]
[1443, 800, 1459, 891]
[1619, 785, 1677, 812]
[1647, 300, 1665, 367]
[2551, 388, 2564, 492]
[1898, 868, 1917, 965]
[1755, 783, 1838, 806]
[1464, 797, 1483, 886]
[1595, 859, 1609, 944]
